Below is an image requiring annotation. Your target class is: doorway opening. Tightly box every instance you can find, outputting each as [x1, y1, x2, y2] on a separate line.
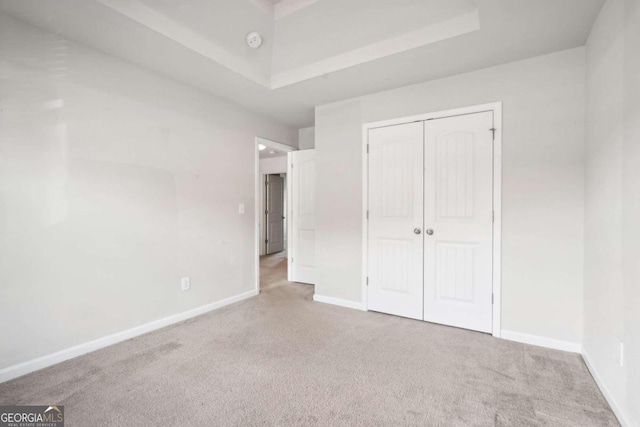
[265, 174, 286, 255]
[255, 138, 296, 292]
[262, 173, 287, 290]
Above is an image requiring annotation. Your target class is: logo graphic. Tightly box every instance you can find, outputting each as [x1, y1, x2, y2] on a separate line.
[0, 405, 64, 427]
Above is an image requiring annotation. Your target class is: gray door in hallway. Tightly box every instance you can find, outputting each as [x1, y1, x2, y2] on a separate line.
[266, 174, 285, 254]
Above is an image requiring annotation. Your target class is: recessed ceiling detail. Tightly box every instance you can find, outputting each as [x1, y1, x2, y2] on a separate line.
[0, 0, 606, 128]
[95, 0, 271, 86]
[250, 0, 321, 20]
[273, 0, 321, 20]
[93, 0, 479, 90]
[271, 9, 479, 89]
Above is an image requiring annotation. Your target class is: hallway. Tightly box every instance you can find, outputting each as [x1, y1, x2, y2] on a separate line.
[260, 251, 289, 291]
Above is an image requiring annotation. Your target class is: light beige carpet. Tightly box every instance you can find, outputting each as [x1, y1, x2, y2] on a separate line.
[0, 254, 618, 426]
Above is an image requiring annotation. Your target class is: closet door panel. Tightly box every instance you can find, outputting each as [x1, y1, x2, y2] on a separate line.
[367, 122, 424, 320]
[423, 112, 494, 333]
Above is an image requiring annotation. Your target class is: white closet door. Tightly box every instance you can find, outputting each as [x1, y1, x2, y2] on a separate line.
[368, 122, 424, 320]
[423, 112, 494, 333]
[290, 150, 315, 284]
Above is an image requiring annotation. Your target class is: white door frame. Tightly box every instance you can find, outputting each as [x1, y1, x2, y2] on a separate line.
[361, 102, 503, 337]
[254, 137, 297, 294]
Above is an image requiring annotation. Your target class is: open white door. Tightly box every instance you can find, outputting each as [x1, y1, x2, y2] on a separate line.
[289, 150, 315, 284]
[265, 174, 285, 254]
[423, 111, 494, 333]
[367, 122, 424, 320]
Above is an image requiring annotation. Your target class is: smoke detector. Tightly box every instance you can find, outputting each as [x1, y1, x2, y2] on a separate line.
[246, 32, 262, 49]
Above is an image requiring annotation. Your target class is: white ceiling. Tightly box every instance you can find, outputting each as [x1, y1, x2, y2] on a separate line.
[0, 0, 604, 129]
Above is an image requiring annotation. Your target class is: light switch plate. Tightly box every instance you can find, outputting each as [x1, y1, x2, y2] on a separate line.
[181, 277, 190, 291]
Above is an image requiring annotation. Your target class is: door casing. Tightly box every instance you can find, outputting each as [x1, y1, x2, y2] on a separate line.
[361, 102, 503, 337]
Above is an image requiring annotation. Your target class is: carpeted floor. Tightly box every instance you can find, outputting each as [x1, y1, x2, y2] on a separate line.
[0, 252, 618, 426]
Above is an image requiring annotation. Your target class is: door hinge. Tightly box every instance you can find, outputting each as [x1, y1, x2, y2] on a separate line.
[492, 294, 494, 304]
[291, 257, 294, 263]
[265, 209, 268, 215]
[366, 144, 369, 154]
[366, 277, 369, 286]
[265, 239, 268, 244]
[366, 210, 369, 220]
[492, 211, 495, 222]
[490, 128, 496, 140]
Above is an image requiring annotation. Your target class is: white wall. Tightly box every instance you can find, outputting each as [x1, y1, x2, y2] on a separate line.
[298, 127, 315, 150]
[622, 1, 640, 423]
[315, 47, 586, 345]
[583, 0, 640, 425]
[258, 157, 288, 255]
[259, 156, 288, 174]
[0, 14, 296, 371]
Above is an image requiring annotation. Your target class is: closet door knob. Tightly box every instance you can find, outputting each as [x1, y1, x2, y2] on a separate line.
[413, 228, 422, 235]
[426, 229, 434, 235]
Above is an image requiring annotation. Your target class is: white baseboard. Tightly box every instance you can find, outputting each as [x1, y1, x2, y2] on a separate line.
[500, 329, 582, 353]
[582, 351, 630, 427]
[0, 289, 258, 384]
[313, 294, 365, 311]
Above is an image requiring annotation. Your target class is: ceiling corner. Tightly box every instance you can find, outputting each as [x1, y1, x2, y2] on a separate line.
[274, 0, 320, 20]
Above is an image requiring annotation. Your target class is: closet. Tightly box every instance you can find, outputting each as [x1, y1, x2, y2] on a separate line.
[366, 111, 495, 333]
